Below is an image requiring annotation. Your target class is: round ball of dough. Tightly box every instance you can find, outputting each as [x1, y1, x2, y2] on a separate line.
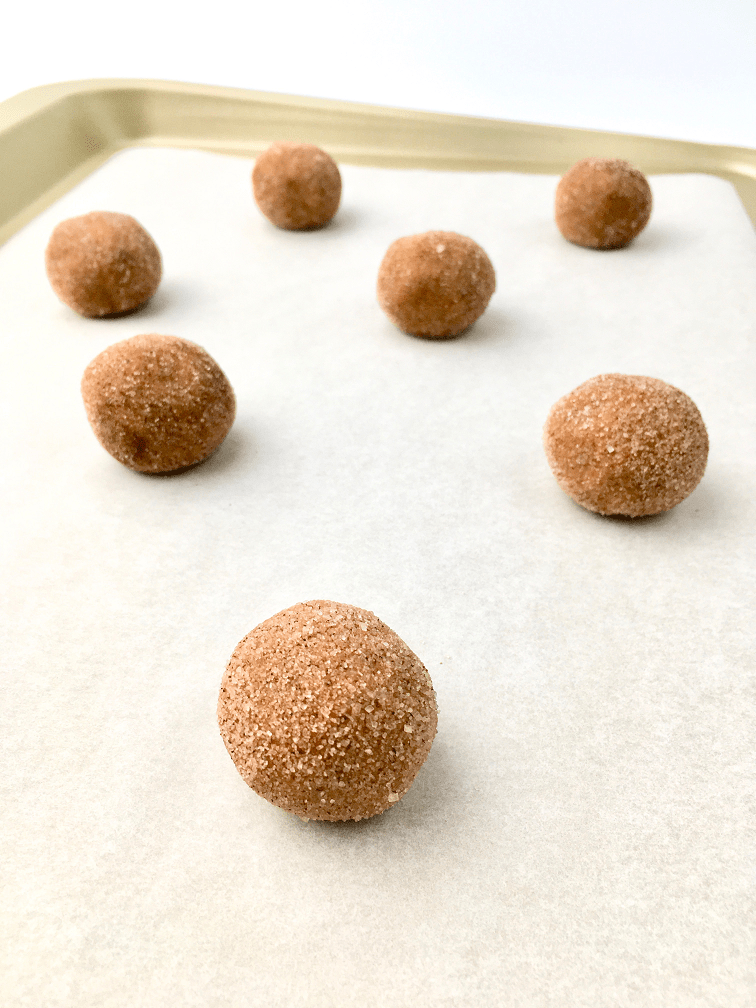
[377, 230, 496, 338]
[218, 600, 438, 821]
[252, 142, 342, 229]
[555, 158, 652, 249]
[543, 373, 708, 516]
[81, 333, 235, 473]
[45, 211, 162, 317]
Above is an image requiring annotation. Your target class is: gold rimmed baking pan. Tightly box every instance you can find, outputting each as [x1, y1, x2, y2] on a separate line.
[1, 77, 755, 246]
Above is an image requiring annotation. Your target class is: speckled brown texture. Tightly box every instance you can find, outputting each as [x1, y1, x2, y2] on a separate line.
[218, 600, 438, 821]
[45, 211, 162, 317]
[544, 373, 708, 516]
[377, 230, 496, 338]
[252, 142, 342, 230]
[555, 158, 652, 250]
[81, 333, 235, 473]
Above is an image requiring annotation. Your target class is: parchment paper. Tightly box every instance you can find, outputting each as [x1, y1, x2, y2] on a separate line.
[1, 148, 754, 1008]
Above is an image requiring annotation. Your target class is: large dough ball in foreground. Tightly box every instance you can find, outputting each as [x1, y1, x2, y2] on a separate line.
[45, 211, 162, 316]
[218, 600, 438, 821]
[252, 142, 342, 229]
[555, 158, 652, 250]
[377, 230, 496, 338]
[544, 374, 708, 516]
[81, 333, 235, 472]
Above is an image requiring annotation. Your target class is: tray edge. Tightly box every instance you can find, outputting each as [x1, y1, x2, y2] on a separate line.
[2, 78, 755, 245]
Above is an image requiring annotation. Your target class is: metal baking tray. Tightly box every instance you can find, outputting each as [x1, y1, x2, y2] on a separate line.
[3, 80, 754, 1008]
[1, 77, 755, 246]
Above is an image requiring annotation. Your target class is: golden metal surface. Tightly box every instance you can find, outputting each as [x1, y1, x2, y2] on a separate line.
[1, 78, 755, 245]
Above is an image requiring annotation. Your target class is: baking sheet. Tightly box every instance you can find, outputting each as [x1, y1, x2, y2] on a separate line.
[5, 79, 756, 248]
[1, 147, 755, 1007]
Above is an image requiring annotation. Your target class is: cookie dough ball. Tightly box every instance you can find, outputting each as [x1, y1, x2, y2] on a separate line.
[45, 211, 162, 317]
[555, 158, 652, 249]
[252, 142, 342, 229]
[218, 600, 438, 821]
[377, 230, 496, 338]
[81, 333, 235, 472]
[543, 373, 708, 516]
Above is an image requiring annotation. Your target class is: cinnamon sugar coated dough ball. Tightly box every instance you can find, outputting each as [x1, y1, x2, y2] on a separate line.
[252, 142, 342, 229]
[81, 334, 235, 472]
[377, 231, 496, 338]
[45, 211, 162, 317]
[555, 158, 652, 249]
[218, 600, 438, 821]
[543, 374, 708, 516]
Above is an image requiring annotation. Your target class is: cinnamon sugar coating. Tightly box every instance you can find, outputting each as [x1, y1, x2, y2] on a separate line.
[544, 374, 708, 516]
[81, 334, 235, 473]
[555, 158, 652, 250]
[45, 211, 162, 317]
[377, 231, 496, 338]
[218, 600, 438, 821]
[252, 142, 342, 229]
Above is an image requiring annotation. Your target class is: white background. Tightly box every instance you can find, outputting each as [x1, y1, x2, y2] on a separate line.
[2, 0, 756, 148]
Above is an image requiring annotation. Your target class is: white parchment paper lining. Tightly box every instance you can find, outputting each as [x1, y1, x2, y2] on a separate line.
[1, 148, 754, 1008]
